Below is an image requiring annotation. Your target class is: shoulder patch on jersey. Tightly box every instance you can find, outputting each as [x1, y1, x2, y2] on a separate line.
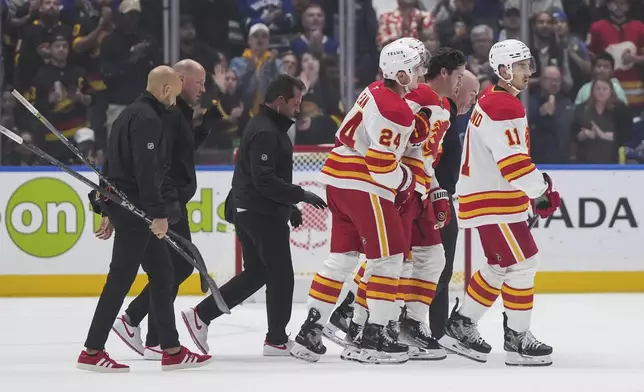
[370, 83, 414, 127]
[405, 84, 441, 108]
[477, 86, 525, 121]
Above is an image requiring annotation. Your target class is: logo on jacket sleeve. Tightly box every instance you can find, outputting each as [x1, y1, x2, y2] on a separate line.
[147, 143, 155, 150]
[261, 154, 268, 161]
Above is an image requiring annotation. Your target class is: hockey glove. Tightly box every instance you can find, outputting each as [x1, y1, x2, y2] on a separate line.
[395, 164, 416, 211]
[532, 173, 561, 218]
[88, 188, 111, 216]
[302, 190, 327, 209]
[290, 206, 303, 229]
[429, 187, 451, 228]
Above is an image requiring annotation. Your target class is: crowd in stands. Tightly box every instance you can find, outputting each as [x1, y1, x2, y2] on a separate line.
[0, 0, 642, 166]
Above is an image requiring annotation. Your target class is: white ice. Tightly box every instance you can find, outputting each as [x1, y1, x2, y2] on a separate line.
[1, 294, 643, 392]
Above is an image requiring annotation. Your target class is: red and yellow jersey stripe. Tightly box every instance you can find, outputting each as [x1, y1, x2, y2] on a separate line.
[458, 190, 529, 221]
[497, 153, 536, 183]
[365, 148, 398, 174]
[401, 155, 429, 190]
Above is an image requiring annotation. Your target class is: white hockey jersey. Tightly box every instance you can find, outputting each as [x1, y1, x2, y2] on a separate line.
[401, 84, 452, 195]
[319, 81, 417, 201]
[456, 85, 548, 228]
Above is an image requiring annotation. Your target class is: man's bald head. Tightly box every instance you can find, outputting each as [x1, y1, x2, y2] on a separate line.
[146, 66, 182, 108]
[453, 70, 479, 115]
[540, 65, 562, 95]
[173, 59, 206, 105]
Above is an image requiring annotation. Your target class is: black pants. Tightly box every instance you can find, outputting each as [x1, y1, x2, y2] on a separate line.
[84, 205, 180, 350]
[195, 211, 294, 344]
[429, 195, 458, 339]
[124, 207, 194, 347]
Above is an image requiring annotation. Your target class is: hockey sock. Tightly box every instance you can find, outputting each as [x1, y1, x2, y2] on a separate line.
[352, 262, 371, 326]
[396, 260, 413, 310]
[307, 252, 360, 323]
[365, 254, 404, 326]
[459, 264, 504, 323]
[502, 255, 539, 332]
[404, 244, 445, 322]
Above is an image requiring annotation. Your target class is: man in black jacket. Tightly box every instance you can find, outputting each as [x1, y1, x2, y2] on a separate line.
[105, 60, 216, 359]
[78, 66, 212, 372]
[430, 70, 479, 339]
[182, 74, 327, 356]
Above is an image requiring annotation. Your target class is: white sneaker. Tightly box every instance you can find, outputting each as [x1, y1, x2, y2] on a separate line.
[144, 345, 163, 361]
[181, 308, 210, 354]
[263, 339, 294, 356]
[111, 314, 144, 356]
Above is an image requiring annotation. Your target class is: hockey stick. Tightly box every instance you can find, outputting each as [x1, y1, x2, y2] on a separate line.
[12, 89, 213, 295]
[0, 125, 230, 314]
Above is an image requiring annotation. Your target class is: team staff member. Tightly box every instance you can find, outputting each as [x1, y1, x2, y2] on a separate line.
[77, 66, 212, 373]
[182, 74, 327, 356]
[105, 60, 219, 360]
[430, 70, 479, 339]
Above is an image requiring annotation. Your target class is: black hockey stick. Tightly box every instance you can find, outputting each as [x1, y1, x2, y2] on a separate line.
[12, 89, 214, 295]
[0, 125, 230, 314]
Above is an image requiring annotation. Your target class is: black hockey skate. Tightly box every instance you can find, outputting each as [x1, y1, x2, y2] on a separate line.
[438, 298, 492, 363]
[340, 320, 364, 361]
[503, 312, 553, 367]
[291, 308, 328, 363]
[356, 322, 409, 364]
[323, 291, 354, 348]
[399, 307, 447, 361]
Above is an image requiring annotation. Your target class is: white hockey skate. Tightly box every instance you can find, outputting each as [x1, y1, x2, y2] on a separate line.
[263, 339, 295, 356]
[503, 313, 553, 367]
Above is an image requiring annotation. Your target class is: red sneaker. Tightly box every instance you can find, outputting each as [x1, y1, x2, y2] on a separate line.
[161, 346, 214, 371]
[76, 350, 130, 373]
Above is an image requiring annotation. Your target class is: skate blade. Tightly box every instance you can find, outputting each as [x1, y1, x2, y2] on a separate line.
[340, 346, 362, 362]
[322, 324, 349, 348]
[438, 335, 488, 363]
[290, 342, 321, 363]
[407, 346, 447, 361]
[355, 349, 409, 364]
[505, 352, 552, 367]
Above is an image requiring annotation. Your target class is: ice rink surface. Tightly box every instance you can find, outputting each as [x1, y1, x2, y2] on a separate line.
[1, 294, 643, 392]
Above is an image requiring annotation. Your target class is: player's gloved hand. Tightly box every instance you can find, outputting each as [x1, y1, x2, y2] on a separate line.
[418, 107, 432, 123]
[429, 187, 451, 228]
[302, 190, 327, 209]
[166, 200, 183, 225]
[395, 165, 416, 211]
[532, 173, 560, 218]
[290, 206, 303, 228]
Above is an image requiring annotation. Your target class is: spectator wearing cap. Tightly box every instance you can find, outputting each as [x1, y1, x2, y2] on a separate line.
[237, 0, 294, 35]
[26, 34, 92, 162]
[377, 0, 433, 49]
[100, 0, 159, 135]
[230, 23, 280, 119]
[552, 8, 591, 96]
[498, 7, 521, 41]
[70, 0, 114, 151]
[528, 65, 575, 164]
[529, 11, 572, 93]
[587, 0, 644, 109]
[14, 0, 73, 92]
[575, 52, 628, 106]
[290, 4, 338, 57]
[178, 15, 218, 80]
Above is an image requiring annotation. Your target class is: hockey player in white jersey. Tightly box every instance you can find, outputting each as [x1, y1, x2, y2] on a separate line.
[334, 44, 468, 362]
[290, 42, 427, 364]
[438, 39, 561, 366]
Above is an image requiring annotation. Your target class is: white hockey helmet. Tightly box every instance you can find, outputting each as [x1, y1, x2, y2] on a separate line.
[379, 42, 424, 87]
[488, 39, 535, 85]
[393, 37, 431, 74]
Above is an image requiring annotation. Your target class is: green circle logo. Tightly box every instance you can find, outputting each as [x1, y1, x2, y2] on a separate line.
[6, 177, 85, 258]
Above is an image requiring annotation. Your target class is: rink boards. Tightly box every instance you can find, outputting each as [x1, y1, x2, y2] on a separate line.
[0, 165, 643, 296]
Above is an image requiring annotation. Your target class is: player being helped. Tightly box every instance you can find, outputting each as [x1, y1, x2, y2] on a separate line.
[437, 39, 561, 366]
[325, 41, 466, 362]
[290, 41, 428, 364]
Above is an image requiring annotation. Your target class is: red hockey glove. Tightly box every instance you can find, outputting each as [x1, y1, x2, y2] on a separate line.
[532, 173, 561, 218]
[429, 187, 451, 228]
[395, 164, 416, 212]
